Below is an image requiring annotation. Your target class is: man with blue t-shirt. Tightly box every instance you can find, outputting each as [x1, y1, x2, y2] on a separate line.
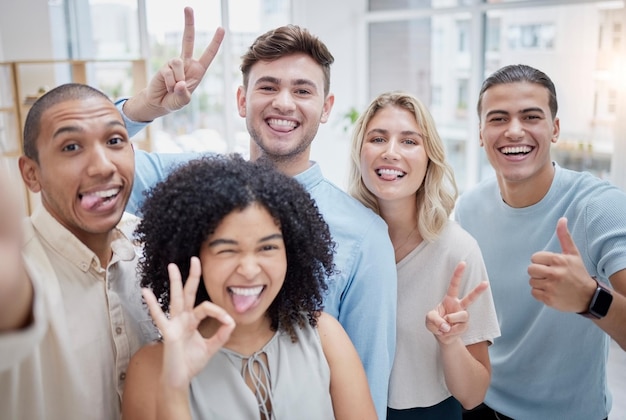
[456, 64, 626, 420]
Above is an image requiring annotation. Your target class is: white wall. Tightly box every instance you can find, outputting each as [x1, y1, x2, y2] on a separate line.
[0, 0, 54, 60]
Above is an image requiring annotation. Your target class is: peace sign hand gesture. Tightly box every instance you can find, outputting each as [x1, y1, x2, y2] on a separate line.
[123, 7, 225, 121]
[425, 261, 489, 345]
[142, 256, 235, 390]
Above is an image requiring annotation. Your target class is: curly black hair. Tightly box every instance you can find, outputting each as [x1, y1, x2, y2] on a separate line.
[136, 154, 335, 341]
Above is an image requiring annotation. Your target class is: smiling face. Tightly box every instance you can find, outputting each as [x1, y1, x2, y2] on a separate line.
[199, 203, 287, 327]
[359, 105, 429, 208]
[479, 81, 560, 191]
[236, 53, 334, 175]
[19, 96, 134, 247]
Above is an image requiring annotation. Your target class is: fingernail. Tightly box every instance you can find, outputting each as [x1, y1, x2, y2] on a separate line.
[221, 314, 235, 325]
[440, 323, 450, 333]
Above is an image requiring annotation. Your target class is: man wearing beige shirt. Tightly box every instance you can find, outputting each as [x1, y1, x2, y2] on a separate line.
[0, 8, 222, 419]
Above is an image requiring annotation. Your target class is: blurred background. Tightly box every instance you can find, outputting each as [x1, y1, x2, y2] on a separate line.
[1, 0, 625, 198]
[0, 1, 623, 416]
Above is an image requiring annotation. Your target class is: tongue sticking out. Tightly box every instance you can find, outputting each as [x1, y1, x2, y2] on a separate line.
[231, 293, 260, 313]
[379, 173, 400, 181]
[268, 119, 295, 133]
[80, 194, 106, 210]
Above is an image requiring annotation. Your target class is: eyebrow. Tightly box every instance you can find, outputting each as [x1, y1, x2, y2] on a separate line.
[207, 233, 283, 247]
[51, 120, 126, 140]
[366, 128, 423, 137]
[254, 76, 318, 91]
[485, 107, 546, 118]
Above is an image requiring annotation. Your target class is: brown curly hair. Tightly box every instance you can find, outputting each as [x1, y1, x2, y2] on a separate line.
[136, 154, 336, 341]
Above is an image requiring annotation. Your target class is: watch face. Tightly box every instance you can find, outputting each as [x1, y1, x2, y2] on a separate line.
[591, 287, 614, 318]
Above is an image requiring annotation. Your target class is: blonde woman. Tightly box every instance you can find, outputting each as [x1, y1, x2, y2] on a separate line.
[348, 92, 500, 419]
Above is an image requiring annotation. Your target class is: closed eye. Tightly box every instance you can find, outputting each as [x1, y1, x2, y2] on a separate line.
[259, 244, 280, 252]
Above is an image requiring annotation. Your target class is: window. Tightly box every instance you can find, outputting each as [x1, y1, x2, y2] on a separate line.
[457, 20, 469, 52]
[367, 1, 625, 188]
[457, 78, 468, 111]
[507, 23, 555, 50]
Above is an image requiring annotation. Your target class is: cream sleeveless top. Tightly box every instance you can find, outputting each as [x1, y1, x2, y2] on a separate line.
[190, 322, 334, 419]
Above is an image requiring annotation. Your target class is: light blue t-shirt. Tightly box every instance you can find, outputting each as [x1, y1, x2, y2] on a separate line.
[455, 163, 626, 420]
[119, 101, 397, 419]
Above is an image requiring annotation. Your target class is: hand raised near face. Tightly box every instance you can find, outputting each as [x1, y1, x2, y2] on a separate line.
[123, 7, 226, 121]
[425, 261, 489, 345]
[142, 256, 235, 390]
[528, 217, 597, 313]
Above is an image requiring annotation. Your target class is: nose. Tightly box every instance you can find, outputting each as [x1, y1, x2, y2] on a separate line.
[382, 139, 400, 161]
[505, 118, 524, 140]
[236, 254, 262, 279]
[87, 144, 116, 177]
[272, 89, 296, 113]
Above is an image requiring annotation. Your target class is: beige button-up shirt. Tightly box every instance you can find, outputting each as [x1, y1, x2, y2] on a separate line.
[0, 206, 158, 420]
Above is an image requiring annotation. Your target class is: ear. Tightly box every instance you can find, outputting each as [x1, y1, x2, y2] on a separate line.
[320, 93, 335, 124]
[551, 117, 560, 144]
[18, 156, 42, 193]
[236, 85, 247, 118]
[479, 126, 484, 147]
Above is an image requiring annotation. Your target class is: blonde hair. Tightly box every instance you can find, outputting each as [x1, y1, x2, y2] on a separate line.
[348, 91, 458, 242]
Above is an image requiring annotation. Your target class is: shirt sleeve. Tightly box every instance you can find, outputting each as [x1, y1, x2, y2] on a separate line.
[336, 218, 397, 420]
[129, 150, 204, 216]
[115, 98, 210, 215]
[115, 98, 151, 138]
[0, 270, 47, 371]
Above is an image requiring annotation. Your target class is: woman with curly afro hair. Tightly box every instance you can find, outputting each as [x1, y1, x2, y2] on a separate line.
[122, 154, 376, 420]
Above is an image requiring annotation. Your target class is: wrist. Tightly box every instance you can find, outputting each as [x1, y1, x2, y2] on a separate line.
[577, 277, 613, 319]
[122, 91, 162, 123]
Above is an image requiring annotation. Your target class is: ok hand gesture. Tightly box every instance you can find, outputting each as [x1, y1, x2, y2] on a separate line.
[425, 261, 488, 345]
[142, 256, 235, 390]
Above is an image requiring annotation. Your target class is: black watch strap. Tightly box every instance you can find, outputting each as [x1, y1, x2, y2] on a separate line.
[578, 277, 613, 319]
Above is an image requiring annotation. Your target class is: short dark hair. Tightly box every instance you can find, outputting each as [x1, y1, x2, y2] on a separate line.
[136, 154, 335, 341]
[23, 83, 114, 163]
[240, 25, 334, 96]
[477, 64, 558, 119]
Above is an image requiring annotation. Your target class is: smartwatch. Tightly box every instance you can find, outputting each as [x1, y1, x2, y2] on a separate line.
[578, 277, 613, 319]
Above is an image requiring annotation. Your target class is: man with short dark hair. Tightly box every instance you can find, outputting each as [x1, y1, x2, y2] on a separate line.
[457, 64, 626, 420]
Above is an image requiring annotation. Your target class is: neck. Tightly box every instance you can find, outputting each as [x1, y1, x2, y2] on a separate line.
[378, 197, 422, 261]
[498, 162, 555, 208]
[82, 232, 115, 267]
[249, 140, 311, 177]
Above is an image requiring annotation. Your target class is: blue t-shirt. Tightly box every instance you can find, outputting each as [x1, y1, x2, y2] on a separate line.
[455, 163, 626, 420]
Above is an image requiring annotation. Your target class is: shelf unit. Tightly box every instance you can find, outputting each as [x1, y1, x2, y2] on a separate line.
[0, 59, 150, 215]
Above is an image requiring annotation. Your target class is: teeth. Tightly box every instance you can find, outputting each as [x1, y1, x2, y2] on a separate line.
[229, 286, 264, 296]
[85, 188, 120, 199]
[501, 146, 531, 154]
[377, 168, 405, 176]
[268, 118, 297, 128]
